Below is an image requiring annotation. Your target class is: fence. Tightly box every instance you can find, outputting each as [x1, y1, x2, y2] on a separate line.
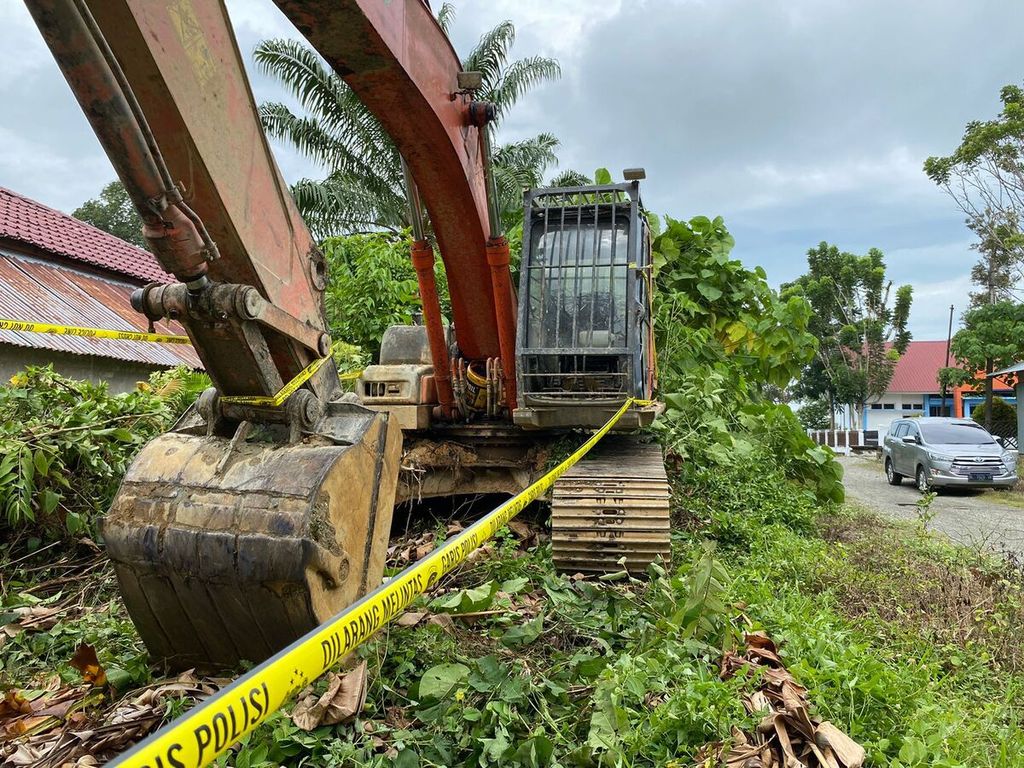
[807, 429, 880, 454]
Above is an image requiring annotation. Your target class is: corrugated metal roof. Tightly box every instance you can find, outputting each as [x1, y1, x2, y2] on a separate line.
[991, 362, 1024, 378]
[0, 249, 200, 368]
[0, 186, 170, 283]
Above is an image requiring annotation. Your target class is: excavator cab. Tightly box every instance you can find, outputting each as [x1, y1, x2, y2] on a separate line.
[514, 176, 657, 429]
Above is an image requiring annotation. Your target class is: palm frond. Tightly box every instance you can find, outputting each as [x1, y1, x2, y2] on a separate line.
[487, 56, 561, 118]
[437, 2, 456, 34]
[548, 169, 593, 188]
[462, 21, 516, 96]
[254, 17, 565, 235]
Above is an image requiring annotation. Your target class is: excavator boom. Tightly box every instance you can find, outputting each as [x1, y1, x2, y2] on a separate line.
[274, 0, 505, 362]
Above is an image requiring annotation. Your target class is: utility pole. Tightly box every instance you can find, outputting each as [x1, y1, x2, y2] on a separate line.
[941, 304, 953, 417]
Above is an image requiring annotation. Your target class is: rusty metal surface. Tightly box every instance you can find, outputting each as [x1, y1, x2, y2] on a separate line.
[103, 408, 402, 669]
[550, 437, 671, 574]
[273, 0, 507, 362]
[0, 248, 199, 368]
[84, 0, 323, 325]
[28, 0, 331, 397]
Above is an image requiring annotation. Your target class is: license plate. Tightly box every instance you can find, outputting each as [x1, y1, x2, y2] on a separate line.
[968, 472, 993, 482]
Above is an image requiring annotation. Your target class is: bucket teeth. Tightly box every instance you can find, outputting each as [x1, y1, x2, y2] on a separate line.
[102, 408, 401, 671]
[551, 437, 671, 575]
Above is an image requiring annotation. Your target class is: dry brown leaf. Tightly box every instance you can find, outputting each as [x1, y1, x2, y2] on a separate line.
[809, 740, 841, 768]
[69, 644, 107, 687]
[506, 520, 537, 548]
[291, 689, 330, 731]
[291, 662, 368, 731]
[815, 722, 865, 768]
[744, 690, 771, 714]
[322, 661, 367, 725]
[396, 612, 426, 628]
[426, 613, 455, 633]
[774, 717, 797, 764]
[5, 743, 43, 765]
[1, 689, 34, 718]
[9, 605, 61, 632]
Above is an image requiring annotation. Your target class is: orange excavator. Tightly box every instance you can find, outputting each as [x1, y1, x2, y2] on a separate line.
[24, 0, 668, 670]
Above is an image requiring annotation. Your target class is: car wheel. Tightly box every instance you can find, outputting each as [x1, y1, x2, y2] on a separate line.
[886, 459, 903, 485]
[916, 465, 932, 493]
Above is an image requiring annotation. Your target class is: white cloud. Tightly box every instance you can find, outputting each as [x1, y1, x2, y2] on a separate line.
[0, 3, 50, 88]
[904, 274, 972, 340]
[742, 147, 926, 209]
[0, 127, 111, 212]
[224, 0, 304, 42]
[455, 0, 625, 59]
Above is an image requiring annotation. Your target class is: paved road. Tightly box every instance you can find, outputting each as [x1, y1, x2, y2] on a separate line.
[836, 454, 1024, 553]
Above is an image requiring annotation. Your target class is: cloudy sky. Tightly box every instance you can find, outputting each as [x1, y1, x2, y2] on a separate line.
[2, 0, 1021, 341]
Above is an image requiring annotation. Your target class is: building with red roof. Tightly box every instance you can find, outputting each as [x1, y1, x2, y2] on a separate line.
[858, 339, 1015, 430]
[0, 186, 200, 391]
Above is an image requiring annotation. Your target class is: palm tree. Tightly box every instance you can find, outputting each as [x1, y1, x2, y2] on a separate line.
[255, 8, 566, 237]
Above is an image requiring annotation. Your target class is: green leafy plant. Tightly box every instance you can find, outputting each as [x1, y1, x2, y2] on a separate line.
[142, 365, 211, 417]
[915, 491, 937, 533]
[0, 366, 171, 538]
[650, 215, 842, 503]
[322, 232, 449, 359]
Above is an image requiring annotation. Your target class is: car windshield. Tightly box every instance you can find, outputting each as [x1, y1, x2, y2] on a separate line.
[919, 422, 995, 445]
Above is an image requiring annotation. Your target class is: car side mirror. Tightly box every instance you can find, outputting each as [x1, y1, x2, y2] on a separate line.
[901, 435, 917, 444]
[996, 436, 1006, 448]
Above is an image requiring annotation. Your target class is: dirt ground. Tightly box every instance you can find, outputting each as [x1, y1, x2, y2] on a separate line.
[836, 453, 1024, 553]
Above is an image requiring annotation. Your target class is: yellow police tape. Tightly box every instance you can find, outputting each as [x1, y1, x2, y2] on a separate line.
[107, 396, 653, 768]
[0, 318, 190, 345]
[218, 345, 358, 408]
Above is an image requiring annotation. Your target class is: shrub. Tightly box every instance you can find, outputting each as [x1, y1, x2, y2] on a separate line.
[971, 396, 1017, 437]
[0, 366, 173, 539]
[796, 398, 832, 430]
[141, 365, 211, 418]
[650, 215, 842, 503]
[322, 232, 449, 360]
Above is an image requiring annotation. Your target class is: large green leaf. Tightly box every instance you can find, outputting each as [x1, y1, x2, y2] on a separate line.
[418, 663, 469, 701]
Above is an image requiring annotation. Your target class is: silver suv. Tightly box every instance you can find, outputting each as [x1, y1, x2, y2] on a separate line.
[883, 418, 1017, 492]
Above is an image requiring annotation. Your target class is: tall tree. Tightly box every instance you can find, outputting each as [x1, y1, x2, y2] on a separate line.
[939, 301, 1024, 430]
[924, 83, 1024, 265]
[254, 9, 563, 237]
[783, 243, 912, 428]
[967, 208, 1023, 307]
[936, 210, 1023, 425]
[72, 181, 146, 249]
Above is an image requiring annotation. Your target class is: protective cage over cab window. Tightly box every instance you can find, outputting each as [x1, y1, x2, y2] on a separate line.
[514, 181, 654, 429]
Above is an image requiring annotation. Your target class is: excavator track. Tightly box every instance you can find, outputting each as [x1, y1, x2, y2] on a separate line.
[551, 436, 671, 575]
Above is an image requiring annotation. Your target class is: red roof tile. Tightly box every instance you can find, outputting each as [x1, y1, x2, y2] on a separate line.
[0, 186, 169, 283]
[887, 340, 950, 393]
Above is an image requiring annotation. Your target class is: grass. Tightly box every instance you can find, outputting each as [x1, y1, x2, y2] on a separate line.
[4, 468, 1024, 767]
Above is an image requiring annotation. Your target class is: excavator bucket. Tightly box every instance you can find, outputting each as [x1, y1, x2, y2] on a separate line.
[102, 407, 401, 670]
